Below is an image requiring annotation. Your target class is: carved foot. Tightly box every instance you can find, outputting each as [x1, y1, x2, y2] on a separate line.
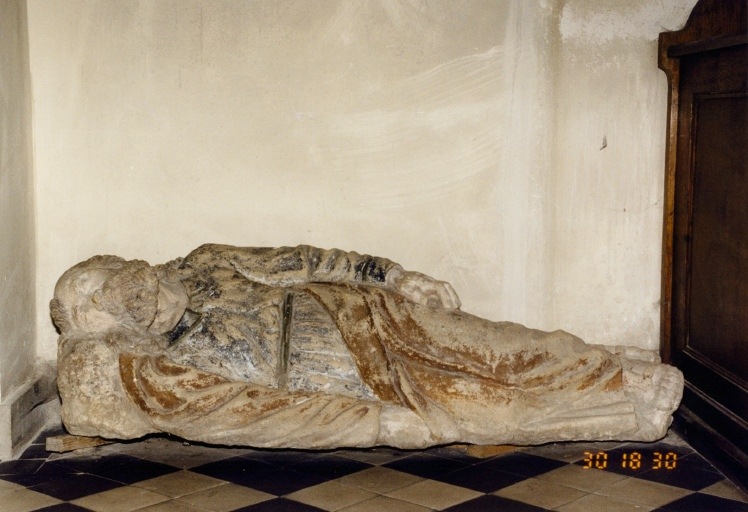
[621, 359, 683, 441]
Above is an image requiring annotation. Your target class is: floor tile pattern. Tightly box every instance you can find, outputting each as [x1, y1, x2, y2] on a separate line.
[1, 427, 746, 512]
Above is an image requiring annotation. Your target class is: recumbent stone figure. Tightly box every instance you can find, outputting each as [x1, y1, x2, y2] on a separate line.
[51, 244, 683, 449]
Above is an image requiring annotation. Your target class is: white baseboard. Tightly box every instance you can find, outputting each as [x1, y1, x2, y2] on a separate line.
[0, 367, 58, 459]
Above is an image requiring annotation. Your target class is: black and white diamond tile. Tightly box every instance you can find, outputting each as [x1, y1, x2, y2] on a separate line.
[1, 425, 746, 512]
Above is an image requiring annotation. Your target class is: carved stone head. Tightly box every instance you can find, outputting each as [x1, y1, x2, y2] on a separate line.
[51, 256, 187, 336]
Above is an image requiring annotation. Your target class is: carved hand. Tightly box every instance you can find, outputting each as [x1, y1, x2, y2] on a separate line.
[387, 268, 461, 310]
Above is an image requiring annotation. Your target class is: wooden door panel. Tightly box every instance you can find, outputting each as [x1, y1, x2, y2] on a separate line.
[689, 93, 747, 383]
[672, 41, 748, 423]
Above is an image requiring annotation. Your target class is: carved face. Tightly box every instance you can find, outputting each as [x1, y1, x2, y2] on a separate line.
[52, 257, 188, 335]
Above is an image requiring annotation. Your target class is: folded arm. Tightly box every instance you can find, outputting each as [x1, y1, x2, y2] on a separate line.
[182, 244, 459, 309]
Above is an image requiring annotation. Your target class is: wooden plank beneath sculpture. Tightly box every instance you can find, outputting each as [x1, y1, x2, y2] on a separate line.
[46, 435, 114, 453]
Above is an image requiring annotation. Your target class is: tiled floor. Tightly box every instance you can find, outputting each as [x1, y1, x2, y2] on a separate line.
[1, 426, 746, 512]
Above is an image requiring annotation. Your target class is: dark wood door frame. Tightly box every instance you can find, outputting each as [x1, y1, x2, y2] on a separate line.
[658, 0, 747, 489]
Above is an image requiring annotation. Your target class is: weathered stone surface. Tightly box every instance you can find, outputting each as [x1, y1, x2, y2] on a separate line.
[51, 244, 683, 449]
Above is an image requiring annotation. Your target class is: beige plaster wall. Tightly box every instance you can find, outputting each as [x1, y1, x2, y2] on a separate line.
[27, 0, 697, 360]
[0, 0, 36, 399]
[550, 0, 696, 349]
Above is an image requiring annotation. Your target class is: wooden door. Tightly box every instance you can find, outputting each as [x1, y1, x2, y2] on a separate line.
[659, 0, 747, 487]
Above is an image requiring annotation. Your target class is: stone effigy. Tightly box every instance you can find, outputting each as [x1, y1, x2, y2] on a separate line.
[51, 244, 683, 449]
